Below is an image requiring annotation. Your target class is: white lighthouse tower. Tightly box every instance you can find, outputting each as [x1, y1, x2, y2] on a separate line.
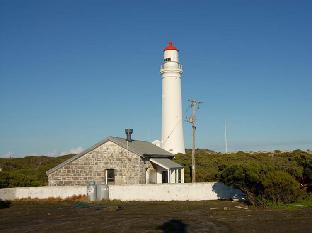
[160, 42, 185, 154]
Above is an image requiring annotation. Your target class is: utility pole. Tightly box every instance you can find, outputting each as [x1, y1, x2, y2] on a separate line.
[187, 99, 202, 183]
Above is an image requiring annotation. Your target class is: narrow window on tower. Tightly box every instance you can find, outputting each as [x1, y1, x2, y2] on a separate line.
[164, 58, 171, 62]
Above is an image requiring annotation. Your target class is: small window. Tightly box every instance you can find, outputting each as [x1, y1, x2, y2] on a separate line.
[164, 58, 171, 62]
[106, 169, 115, 184]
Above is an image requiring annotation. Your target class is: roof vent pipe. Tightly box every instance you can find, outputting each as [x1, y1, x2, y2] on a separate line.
[125, 129, 133, 142]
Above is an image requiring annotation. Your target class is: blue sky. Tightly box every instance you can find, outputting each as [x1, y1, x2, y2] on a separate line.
[0, 0, 311, 156]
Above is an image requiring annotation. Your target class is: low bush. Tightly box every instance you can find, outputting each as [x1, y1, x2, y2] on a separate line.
[0, 154, 73, 188]
[220, 165, 302, 205]
[0, 171, 41, 188]
[261, 170, 301, 204]
[175, 149, 311, 206]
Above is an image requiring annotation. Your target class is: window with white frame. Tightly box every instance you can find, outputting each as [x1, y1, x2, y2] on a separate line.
[106, 169, 115, 184]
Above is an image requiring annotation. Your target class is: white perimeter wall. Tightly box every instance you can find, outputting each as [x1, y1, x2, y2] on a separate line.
[109, 182, 243, 201]
[0, 182, 244, 201]
[0, 186, 86, 201]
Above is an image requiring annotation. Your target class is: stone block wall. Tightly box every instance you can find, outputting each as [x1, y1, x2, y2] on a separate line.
[48, 141, 153, 186]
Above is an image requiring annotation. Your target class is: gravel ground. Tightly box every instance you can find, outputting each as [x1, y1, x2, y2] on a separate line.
[0, 200, 311, 233]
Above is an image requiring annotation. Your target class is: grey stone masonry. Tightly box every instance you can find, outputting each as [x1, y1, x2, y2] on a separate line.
[48, 141, 154, 186]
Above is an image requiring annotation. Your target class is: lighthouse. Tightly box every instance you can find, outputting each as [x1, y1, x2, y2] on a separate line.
[160, 42, 185, 154]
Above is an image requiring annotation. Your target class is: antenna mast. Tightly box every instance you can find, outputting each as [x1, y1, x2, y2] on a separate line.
[225, 120, 228, 154]
[187, 99, 203, 183]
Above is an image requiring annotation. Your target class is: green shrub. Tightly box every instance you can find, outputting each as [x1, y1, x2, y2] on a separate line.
[261, 170, 301, 204]
[220, 163, 264, 205]
[292, 155, 312, 192]
[219, 163, 303, 205]
[175, 150, 310, 206]
[0, 171, 41, 188]
[0, 154, 74, 188]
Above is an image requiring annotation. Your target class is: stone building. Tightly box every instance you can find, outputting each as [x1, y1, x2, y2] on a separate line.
[47, 136, 184, 186]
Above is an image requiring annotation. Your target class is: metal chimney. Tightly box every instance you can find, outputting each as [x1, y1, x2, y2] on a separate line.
[125, 129, 133, 142]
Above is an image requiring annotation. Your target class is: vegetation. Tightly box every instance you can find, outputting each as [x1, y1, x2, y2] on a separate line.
[175, 149, 312, 206]
[0, 154, 73, 188]
[0, 149, 311, 206]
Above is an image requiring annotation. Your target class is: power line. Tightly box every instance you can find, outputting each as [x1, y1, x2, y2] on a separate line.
[187, 98, 203, 183]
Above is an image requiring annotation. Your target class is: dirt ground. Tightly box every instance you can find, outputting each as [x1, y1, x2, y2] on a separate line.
[0, 200, 311, 233]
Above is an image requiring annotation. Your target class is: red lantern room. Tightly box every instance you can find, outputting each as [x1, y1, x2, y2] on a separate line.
[164, 41, 179, 51]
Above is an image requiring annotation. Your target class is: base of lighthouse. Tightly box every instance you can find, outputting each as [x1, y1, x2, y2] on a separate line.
[161, 76, 185, 154]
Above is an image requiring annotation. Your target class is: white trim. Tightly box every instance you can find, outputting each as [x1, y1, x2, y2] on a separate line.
[105, 170, 108, 184]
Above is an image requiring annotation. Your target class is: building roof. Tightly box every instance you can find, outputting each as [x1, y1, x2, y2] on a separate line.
[150, 158, 183, 169]
[110, 137, 173, 158]
[46, 136, 174, 175]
